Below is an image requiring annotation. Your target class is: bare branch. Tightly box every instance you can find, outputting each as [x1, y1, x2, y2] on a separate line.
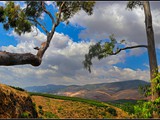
[41, 2, 55, 24]
[33, 18, 49, 35]
[55, 1, 65, 27]
[0, 51, 41, 66]
[28, 18, 49, 34]
[110, 45, 148, 55]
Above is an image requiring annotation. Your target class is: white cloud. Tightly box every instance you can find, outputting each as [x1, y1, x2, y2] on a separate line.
[69, 1, 160, 54]
[0, 26, 150, 87]
[0, 2, 154, 87]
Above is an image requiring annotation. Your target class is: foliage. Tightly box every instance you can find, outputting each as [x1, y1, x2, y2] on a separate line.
[38, 105, 44, 115]
[44, 112, 59, 118]
[126, 1, 143, 10]
[56, 1, 95, 24]
[83, 34, 124, 72]
[9, 85, 25, 91]
[107, 99, 142, 115]
[1, 2, 32, 35]
[20, 112, 30, 118]
[0, 1, 95, 35]
[24, 1, 44, 18]
[107, 107, 117, 116]
[29, 92, 108, 108]
[133, 73, 160, 118]
[133, 101, 153, 118]
[138, 84, 151, 97]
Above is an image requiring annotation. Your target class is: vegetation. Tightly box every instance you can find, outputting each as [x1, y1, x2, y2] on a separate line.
[38, 105, 44, 115]
[44, 112, 59, 118]
[9, 85, 25, 91]
[20, 112, 30, 118]
[29, 92, 108, 108]
[31, 95, 129, 118]
[107, 99, 146, 115]
[107, 108, 117, 116]
[133, 73, 160, 118]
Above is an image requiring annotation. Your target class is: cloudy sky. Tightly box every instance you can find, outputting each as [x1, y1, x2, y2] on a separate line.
[0, 1, 160, 88]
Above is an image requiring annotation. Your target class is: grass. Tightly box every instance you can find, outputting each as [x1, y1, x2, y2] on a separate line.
[31, 95, 130, 118]
[106, 99, 147, 115]
[29, 92, 108, 108]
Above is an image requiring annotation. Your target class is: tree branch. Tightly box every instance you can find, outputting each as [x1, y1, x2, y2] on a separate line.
[41, 2, 55, 24]
[29, 18, 49, 35]
[36, 2, 66, 59]
[55, 1, 65, 27]
[110, 45, 148, 55]
[0, 51, 41, 66]
[33, 18, 49, 34]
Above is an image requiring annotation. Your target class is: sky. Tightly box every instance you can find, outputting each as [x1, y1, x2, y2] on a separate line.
[0, 1, 160, 88]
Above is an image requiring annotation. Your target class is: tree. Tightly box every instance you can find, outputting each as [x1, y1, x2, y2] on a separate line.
[0, 1, 95, 66]
[83, 1, 159, 102]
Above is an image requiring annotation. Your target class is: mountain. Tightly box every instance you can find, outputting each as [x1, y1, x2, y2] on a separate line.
[24, 80, 150, 102]
[25, 84, 66, 93]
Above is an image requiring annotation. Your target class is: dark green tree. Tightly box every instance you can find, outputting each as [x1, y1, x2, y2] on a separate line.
[0, 1, 95, 66]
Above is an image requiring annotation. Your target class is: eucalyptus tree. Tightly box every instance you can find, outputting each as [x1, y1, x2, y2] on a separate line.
[83, 1, 160, 101]
[0, 1, 95, 66]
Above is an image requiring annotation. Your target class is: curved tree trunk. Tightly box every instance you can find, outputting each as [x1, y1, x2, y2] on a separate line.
[143, 1, 159, 101]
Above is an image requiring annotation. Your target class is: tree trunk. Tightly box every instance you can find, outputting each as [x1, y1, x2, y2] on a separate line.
[143, 1, 159, 101]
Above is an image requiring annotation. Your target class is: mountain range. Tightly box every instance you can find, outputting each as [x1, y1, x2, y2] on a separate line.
[25, 80, 150, 102]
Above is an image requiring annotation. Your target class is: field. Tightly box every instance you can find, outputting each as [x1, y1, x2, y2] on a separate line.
[30, 92, 130, 118]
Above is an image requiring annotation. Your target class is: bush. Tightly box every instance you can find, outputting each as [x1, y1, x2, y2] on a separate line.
[107, 107, 117, 116]
[20, 112, 30, 118]
[38, 105, 44, 115]
[38, 105, 43, 109]
[44, 112, 58, 118]
[9, 85, 25, 91]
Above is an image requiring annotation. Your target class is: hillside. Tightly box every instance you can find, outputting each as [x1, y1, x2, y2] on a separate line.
[25, 80, 150, 102]
[0, 83, 130, 118]
[0, 84, 37, 118]
[30, 93, 130, 119]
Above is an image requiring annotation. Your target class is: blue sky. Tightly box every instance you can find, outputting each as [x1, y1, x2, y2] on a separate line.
[0, 1, 160, 87]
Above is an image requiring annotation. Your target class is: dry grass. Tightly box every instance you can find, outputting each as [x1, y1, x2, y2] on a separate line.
[32, 95, 130, 119]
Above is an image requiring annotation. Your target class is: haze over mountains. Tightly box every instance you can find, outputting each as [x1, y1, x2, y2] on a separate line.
[25, 80, 150, 102]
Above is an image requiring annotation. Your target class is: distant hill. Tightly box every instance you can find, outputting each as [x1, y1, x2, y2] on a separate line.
[25, 80, 150, 102]
[25, 84, 66, 93]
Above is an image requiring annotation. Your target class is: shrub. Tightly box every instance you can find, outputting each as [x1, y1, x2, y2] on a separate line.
[20, 112, 30, 118]
[107, 107, 117, 116]
[9, 85, 25, 91]
[44, 112, 58, 118]
[38, 105, 44, 115]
